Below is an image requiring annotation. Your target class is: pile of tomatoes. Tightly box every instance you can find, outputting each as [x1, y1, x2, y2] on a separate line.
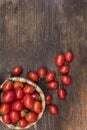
[0, 80, 42, 128]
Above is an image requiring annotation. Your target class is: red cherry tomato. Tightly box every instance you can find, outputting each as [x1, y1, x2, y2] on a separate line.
[27, 71, 38, 82]
[12, 100, 23, 111]
[11, 66, 23, 76]
[65, 51, 73, 62]
[45, 94, 53, 105]
[48, 105, 58, 115]
[2, 91, 16, 103]
[33, 101, 42, 114]
[18, 118, 28, 128]
[23, 84, 35, 94]
[59, 65, 69, 74]
[16, 88, 24, 100]
[32, 93, 40, 101]
[0, 103, 11, 114]
[46, 72, 55, 82]
[2, 114, 11, 124]
[20, 109, 27, 118]
[37, 67, 47, 76]
[57, 88, 67, 100]
[60, 75, 71, 85]
[55, 54, 65, 67]
[23, 94, 34, 109]
[10, 110, 20, 123]
[13, 81, 24, 89]
[47, 81, 59, 90]
[2, 80, 13, 92]
[25, 112, 37, 123]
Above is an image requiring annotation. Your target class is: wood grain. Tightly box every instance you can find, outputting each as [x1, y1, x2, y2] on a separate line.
[0, 0, 87, 130]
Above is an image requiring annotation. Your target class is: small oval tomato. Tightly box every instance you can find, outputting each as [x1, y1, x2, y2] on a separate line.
[25, 112, 37, 123]
[47, 81, 59, 90]
[45, 94, 53, 105]
[46, 72, 55, 82]
[13, 81, 24, 89]
[16, 88, 24, 100]
[57, 88, 67, 100]
[27, 71, 38, 82]
[2, 91, 16, 103]
[23, 84, 35, 94]
[2, 114, 11, 124]
[18, 118, 28, 128]
[60, 75, 71, 85]
[33, 101, 42, 114]
[48, 105, 58, 115]
[0, 103, 11, 114]
[12, 100, 23, 111]
[65, 51, 73, 62]
[23, 94, 34, 109]
[11, 66, 23, 76]
[10, 110, 20, 123]
[32, 93, 40, 101]
[20, 109, 27, 117]
[2, 80, 13, 92]
[59, 65, 69, 74]
[55, 54, 65, 67]
[37, 67, 47, 76]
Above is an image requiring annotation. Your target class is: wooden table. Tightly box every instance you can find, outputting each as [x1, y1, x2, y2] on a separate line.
[0, 0, 87, 130]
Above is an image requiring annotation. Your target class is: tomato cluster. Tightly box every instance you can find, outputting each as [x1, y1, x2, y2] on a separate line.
[0, 80, 42, 128]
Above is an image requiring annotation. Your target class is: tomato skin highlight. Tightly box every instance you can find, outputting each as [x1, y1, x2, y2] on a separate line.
[55, 54, 65, 67]
[37, 67, 47, 76]
[59, 65, 69, 74]
[11, 66, 23, 76]
[48, 105, 58, 115]
[10, 110, 20, 123]
[18, 118, 28, 128]
[65, 51, 73, 62]
[28, 71, 39, 82]
[23, 84, 35, 94]
[32, 93, 40, 101]
[2, 114, 11, 124]
[60, 75, 71, 85]
[46, 72, 55, 82]
[45, 94, 53, 105]
[2, 81, 13, 92]
[47, 81, 59, 90]
[33, 101, 42, 114]
[25, 112, 37, 123]
[12, 100, 23, 111]
[57, 88, 67, 100]
[0, 103, 11, 114]
[16, 88, 24, 100]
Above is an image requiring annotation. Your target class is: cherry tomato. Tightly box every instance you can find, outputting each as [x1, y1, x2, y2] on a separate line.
[20, 109, 27, 117]
[23, 94, 34, 109]
[25, 112, 37, 123]
[48, 105, 58, 115]
[47, 81, 59, 90]
[57, 88, 67, 100]
[37, 67, 47, 76]
[0, 103, 11, 114]
[18, 118, 28, 128]
[2, 114, 11, 124]
[45, 94, 53, 105]
[2, 80, 13, 92]
[23, 84, 35, 94]
[32, 92, 40, 101]
[12, 100, 23, 111]
[16, 88, 24, 100]
[59, 65, 69, 74]
[13, 81, 24, 89]
[60, 75, 71, 85]
[55, 54, 65, 67]
[11, 66, 23, 76]
[27, 71, 38, 82]
[33, 101, 42, 114]
[46, 72, 55, 82]
[65, 51, 73, 62]
[2, 91, 16, 103]
[10, 110, 20, 123]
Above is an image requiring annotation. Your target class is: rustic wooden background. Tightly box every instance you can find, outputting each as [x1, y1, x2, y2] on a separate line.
[0, 0, 87, 130]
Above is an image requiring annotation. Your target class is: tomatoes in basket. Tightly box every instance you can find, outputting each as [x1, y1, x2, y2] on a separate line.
[46, 72, 55, 82]
[26, 112, 37, 123]
[48, 105, 58, 115]
[18, 118, 28, 128]
[13, 81, 24, 89]
[55, 54, 65, 67]
[16, 88, 24, 100]
[33, 101, 42, 114]
[23, 94, 34, 109]
[0, 103, 11, 114]
[2, 91, 16, 103]
[23, 84, 35, 94]
[10, 110, 20, 123]
[28, 71, 39, 82]
[2, 114, 11, 124]
[12, 100, 23, 111]
[11, 66, 23, 76]
[2, 80, 13, 92]
[32, 92, 40, 101]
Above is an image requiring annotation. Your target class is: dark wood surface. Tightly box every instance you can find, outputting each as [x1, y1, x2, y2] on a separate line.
[0, 0, 87, 130]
